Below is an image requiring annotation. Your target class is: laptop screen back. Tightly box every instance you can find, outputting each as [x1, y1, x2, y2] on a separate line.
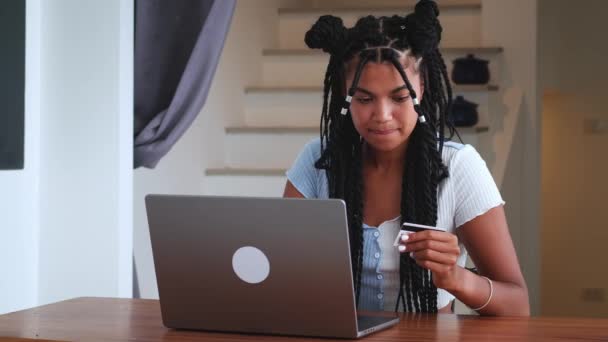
[146, 195, 359, 338]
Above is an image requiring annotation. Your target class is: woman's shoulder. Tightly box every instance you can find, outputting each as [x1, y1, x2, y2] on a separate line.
[440, 140, 469, 162]
[287, 137, 322, 171]
[286, 137, 327, 199]
[287, 138, 322, 170]
[302, 137, 322, 158]
[440, 140, 486, 172]
[439, 140, 504, 228]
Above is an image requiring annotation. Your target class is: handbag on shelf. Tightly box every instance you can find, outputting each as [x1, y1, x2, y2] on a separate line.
[451, 54, 490, 85]
[449, 96, 479, 127]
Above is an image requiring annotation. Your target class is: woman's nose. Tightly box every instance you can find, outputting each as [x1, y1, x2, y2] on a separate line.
[373, 100, 393, 122]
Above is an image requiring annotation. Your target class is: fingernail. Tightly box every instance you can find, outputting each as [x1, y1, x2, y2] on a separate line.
[401, 234, 409, 242]
[398, 245, 406, 252]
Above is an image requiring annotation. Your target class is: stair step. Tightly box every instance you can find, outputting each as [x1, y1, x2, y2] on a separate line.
[278, 3, 481, 15]
[228, 125, 489, 135]
[245, 86, 495, 128]
[247, 85, 500, 93]
[260, 49, 501, 87]
[294, 0, 481, 9]
[245, 86, 322, 93]
[206, 168, 287, 176]
[223, 122, 487, 170]
[263, 46, 504, 56]
[244, 87, 322, 127]
[224, 126, 317, 169]
[202, 171, 287, 197]
[226, 126, 317, 134]
[277, 5, 482, 49]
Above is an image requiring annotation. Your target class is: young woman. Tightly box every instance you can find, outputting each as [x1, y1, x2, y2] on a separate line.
[283, 0, 529, 316]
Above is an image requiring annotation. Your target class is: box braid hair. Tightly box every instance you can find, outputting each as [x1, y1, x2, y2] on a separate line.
[304, 0, 455, 313]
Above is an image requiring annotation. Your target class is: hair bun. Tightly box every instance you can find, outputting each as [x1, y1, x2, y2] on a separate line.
[415, 0, 440, 18]
[305, 15, 348, 55]
[405, 0, 442, 55]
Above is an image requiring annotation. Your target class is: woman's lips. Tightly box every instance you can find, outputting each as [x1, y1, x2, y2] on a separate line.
[369, 129, 398, 135]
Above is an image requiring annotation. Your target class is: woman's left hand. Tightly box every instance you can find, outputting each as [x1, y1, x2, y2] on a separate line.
[399, 230, 462, 291]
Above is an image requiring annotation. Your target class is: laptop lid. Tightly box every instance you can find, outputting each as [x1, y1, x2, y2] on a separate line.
[146, 194, 363, 338]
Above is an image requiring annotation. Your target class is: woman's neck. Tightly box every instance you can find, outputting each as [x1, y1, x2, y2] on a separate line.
[363, 141, 408, 174]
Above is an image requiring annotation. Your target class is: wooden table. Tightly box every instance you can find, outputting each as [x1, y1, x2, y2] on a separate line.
[0, 297, 607, 341]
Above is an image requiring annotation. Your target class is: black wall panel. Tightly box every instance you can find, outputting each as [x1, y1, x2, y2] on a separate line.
[0, 0, 25, 170]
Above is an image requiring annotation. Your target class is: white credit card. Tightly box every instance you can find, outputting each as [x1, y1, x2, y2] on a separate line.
[393, 222, 446, 247]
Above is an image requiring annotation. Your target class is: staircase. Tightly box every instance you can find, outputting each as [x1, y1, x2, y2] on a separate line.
[203, 0, 503, 198]
[200, 0, 521, 315]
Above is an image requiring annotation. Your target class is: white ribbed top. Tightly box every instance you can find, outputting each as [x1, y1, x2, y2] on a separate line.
[286, 138, 505, 311]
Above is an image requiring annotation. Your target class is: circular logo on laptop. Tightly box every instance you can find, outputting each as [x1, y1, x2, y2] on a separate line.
[232, 246, 270, 284]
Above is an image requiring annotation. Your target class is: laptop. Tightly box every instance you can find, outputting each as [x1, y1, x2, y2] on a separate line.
[145, 194, 399, 339]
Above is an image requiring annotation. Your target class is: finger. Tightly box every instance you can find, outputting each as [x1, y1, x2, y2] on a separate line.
[409, 249, 459, 266]
[413, 258, 450, 275]
[404, 239, 461, 254]
[406, 230, 457, 244]
[407, 230, 454, 242]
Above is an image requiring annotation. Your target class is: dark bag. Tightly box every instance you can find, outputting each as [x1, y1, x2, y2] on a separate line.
[450, 96, 479, 127]
[451, 54, 490, 85]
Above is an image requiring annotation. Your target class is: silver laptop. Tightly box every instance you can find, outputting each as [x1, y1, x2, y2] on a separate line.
[145, 194, 399, 339]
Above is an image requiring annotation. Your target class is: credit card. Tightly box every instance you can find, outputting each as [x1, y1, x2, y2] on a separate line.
[393, 222, 446, 247]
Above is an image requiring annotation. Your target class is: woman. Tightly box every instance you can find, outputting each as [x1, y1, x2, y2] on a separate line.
[283, 0, 529, 316]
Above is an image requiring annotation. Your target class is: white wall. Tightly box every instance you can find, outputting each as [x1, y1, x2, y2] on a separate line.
[36, 0, 133, 305]
[539, 0, 608, 317]
[479, 0, 540, 314]
[133, 0, 302, 299]
[133, 112, 205, 298]
[0, 0, 41, 314]
[0, 0, 133, 313]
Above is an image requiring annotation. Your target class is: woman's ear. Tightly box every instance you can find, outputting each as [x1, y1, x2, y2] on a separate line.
[405, 55, 425, 100]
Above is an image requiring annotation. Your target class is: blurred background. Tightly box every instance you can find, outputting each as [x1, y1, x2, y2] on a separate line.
[0, 0, 606, 318]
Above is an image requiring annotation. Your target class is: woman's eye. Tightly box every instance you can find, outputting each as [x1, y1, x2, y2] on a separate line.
[356, 97, 373, 104]
[394, 96, 410, 103]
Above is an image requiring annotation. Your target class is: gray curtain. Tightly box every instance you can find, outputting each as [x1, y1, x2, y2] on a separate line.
[134, 0, 236, 168]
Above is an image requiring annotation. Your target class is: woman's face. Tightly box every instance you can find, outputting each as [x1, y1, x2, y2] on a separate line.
[345, 56, 423, 153]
